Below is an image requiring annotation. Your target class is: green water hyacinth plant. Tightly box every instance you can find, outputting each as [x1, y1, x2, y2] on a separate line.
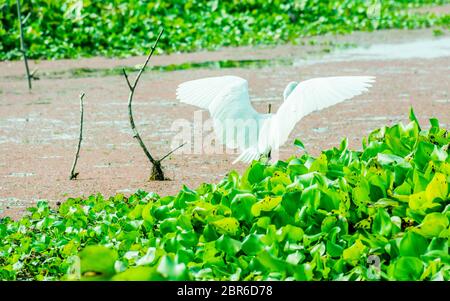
[0, 109, 449, 281]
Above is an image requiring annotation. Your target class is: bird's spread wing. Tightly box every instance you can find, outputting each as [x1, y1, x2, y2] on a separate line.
[232, 146, 260, 164]
[176, 76, 262, 150]
[176, 75, 248, 110]
[259, 76, 376, 152]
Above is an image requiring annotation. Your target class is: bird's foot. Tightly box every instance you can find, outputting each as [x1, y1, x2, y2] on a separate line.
[259, 154, 271, 165]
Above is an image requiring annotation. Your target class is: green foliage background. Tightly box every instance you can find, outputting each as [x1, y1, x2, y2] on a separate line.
[1, 0, 449, 60]
[1, 111, 449, 281]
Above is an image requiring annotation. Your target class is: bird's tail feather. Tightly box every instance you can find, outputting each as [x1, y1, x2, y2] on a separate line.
[232, 147, 260, 164]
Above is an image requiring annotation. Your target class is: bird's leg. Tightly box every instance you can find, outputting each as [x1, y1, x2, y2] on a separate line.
[265, 103, 272, 164]
[259, 150, 272, 165]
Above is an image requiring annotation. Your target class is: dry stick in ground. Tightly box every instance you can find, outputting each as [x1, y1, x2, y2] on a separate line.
[69, 92, 85, 180]
[16, 0, 32, 90]
[122, 29, 185, 181]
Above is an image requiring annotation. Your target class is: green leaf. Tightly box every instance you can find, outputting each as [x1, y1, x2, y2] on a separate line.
[211, 217, 240, 236]
[61, 240, 78, 258]
[372, 208, 393, 237]
[255, 252, 290, 273]
[394, 181, 412, 196]
[156, 255, 190, 280]
[135, 248, 157, 266]
[343, 240, 366, 266]
[111, 266, 163, 281]
[270, 171, 291, 187]
[425, 172, 448, 202]
[174, 186, 198, 209]
[413, 141, 435, 171]
[393, 257, 424, 281]
[141, 203, 155, 223]
[79, 246, 118, 280]
[281, 224, 304, 242]
[128, 204, 144, 220]
[286, 251, 305, 265]
[294, 139, 305, 151]
[326, 240, 344, 258]
[178, 230, 198, 248]
[241, 234, 264, 256]
[159, 218, 177, 234]
[251, 196, 282, 217]
[352, 178, 371, 205]
[293, 263, 313, 281]
[416, 213, 449, 238]
[399, 231, 428, 257]
[409, 107, 421, 131]
[243, 162, 266, 185]
[409, 191, 436, 211]
[310, 154, 328, 173]
[430, 145, 448, 162]
[230, 193, 257, 221]
[215, 235, 242, 256]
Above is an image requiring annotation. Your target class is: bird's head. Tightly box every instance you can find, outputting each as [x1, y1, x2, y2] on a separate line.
[283, 81, 298, 101]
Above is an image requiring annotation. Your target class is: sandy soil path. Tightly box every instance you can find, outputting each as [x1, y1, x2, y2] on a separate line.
[0, 28, 449, 219]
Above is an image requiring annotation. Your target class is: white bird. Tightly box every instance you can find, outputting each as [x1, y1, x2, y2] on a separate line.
[176, 75, 375, 164]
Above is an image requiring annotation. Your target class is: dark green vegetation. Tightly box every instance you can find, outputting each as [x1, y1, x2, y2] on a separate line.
[1, 110, 449, 280]
[1, 0, 449, 60]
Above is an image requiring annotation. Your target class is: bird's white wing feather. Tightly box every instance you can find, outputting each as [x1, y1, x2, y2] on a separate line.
[232, 146, 260, 164]
[259, 76, 375, 152]
[176, 75, 247, 109]
[176, 76, 263, 150]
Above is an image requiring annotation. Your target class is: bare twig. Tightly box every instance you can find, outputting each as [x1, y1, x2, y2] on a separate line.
[69, 92, 85, 180]
[30, 68, 39, 80]
[123, 29, 171, 180]
[16, 0, 32, 90]
[159, 142, 186, 162]
[132, 29, 164, 91]
[122, 69, 133, 91]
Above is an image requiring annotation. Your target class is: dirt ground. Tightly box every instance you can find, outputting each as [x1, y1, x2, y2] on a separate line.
[0, 28, 449, 219]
